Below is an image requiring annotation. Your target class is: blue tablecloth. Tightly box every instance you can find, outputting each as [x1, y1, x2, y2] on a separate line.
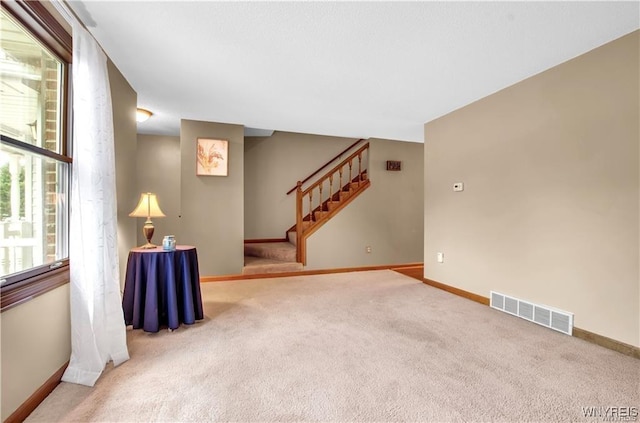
[123, 245, 204, 333]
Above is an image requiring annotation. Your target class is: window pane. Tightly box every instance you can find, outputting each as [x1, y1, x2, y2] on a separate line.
[0, 9, 64, 154]
[0, 143, 68, 280]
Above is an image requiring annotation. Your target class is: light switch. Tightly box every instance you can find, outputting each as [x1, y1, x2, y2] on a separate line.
[437, 252, 444, 263]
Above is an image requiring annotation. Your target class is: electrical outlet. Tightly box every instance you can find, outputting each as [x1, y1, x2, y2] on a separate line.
[366, 246, 372, 254]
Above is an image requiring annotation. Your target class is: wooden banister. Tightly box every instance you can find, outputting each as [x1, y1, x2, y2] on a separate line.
[301, 143, 369, 197]
[286, 138, 366, 195]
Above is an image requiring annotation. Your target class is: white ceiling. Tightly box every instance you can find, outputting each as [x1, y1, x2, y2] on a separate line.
[70, 1, 639, 143]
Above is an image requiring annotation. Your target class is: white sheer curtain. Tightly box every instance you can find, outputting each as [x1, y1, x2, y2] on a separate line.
[61, 21, 129, 387]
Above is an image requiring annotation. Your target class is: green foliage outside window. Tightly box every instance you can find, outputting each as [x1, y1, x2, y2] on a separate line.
[0, 163, 26, 220]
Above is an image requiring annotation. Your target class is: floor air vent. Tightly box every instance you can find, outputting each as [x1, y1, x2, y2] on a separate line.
[490, 291, 573, 335]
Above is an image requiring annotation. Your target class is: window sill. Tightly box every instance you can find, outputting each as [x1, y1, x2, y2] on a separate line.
[0, 264, 70, 312]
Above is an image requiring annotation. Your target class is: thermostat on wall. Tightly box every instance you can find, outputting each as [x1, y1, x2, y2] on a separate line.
[453, 182, 464, 192]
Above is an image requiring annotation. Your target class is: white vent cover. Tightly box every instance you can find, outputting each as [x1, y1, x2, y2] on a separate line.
[490, 291, 573, 335]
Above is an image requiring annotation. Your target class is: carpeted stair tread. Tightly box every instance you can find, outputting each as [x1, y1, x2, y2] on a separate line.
[314, 210, 329, 220]
[242, 256, 304, 275]
[326, 201, 340, 211]
[244, 242, 297, 262]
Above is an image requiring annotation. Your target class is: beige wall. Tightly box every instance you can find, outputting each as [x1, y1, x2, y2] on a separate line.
[0, 285, 71, 421]
[135, 135, 181, 246]
[424, 31, 639, 346]
[109, 60, 138, 289]
[306, 138, 424, 269]
[244, 132, 358, 239]
[180, 120, 244, 275]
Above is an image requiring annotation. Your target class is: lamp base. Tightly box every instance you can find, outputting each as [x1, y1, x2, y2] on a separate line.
[138, 242, 157, 249]
[140, 221, 156, 249]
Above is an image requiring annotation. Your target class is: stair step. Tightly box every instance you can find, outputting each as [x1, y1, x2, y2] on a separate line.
[326, 200, 340, 211]
[244, 242, 297, 262]
[314, 210, 329, 220]
[300, 221, 312, 230]
[242, 256, 304, 275]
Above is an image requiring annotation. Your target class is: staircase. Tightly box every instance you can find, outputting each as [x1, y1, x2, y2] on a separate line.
[287, 168, 369, 264]
[243, 140, 371, 274]
[286, 171, 369, 246]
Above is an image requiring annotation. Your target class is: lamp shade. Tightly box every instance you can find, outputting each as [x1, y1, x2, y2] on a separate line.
[129, 193, 165, 218]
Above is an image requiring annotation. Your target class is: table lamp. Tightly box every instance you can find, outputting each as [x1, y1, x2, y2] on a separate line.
[129, 192, 165, 248]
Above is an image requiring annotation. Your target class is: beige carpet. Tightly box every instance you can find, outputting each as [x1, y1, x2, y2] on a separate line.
[26, 270, 639, 422]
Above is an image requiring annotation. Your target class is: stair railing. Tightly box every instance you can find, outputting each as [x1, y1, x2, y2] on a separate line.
[295, 142, 370, 263]
[286, 138, 366, 195]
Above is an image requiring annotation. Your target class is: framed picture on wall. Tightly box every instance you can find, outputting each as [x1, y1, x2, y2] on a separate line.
[196, 138, 228, 176]
[386, 160, 401, 171]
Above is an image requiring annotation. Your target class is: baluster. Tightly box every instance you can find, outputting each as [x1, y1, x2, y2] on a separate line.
[348, 160, 353, 188]
[329, 174, 333, 207]
[339, 167, 343, 193]
[319, 184, 323, 213]
[358, 153, 362, 183]
[296, 181, 303, 257]
[309, 190, 313, 222]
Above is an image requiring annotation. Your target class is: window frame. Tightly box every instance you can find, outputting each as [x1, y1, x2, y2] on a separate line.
[0, 0, 72, 312]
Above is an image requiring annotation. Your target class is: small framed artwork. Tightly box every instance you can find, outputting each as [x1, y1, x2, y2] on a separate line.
[196, 138, 228, 176]
[386, 160, 402, 171]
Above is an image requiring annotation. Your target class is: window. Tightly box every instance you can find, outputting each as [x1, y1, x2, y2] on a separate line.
[0, 1, 71, 301]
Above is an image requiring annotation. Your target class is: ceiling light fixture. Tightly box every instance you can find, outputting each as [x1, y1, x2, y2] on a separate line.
[136, 108, 152, 123]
